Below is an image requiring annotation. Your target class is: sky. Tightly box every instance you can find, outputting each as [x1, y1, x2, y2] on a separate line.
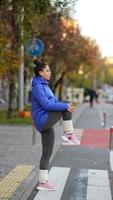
[75, 0, 113, 57]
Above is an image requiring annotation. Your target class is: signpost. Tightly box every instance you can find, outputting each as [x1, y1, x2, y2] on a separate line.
[27, 38, 44, 57]
[26, 36, 44, 145]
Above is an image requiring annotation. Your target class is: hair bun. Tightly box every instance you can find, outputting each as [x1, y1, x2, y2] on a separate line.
[33, 59, 41, 66]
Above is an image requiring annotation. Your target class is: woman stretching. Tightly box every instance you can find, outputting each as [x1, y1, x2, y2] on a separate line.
[31, 60, 80, 191]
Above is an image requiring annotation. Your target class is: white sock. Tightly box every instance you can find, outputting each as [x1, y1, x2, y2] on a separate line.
[38, 169, 48, 184]
[63, 120, 74, 134]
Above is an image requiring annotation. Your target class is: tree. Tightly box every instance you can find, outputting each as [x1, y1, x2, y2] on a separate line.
[37, 6, 79, 90]
[37, 7, 101, 96]
[0, 0, 78, 116]
[96, 58, 113, 87]
[67, 37, 102, 89]
[0, 0, 51, 117]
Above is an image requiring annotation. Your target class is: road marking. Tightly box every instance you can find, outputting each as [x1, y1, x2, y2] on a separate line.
[86, 169, 112, 200]
[81, 129, 109, 148]
[110, 151, 113, 171]
[33, 167, 70, 200]
[0, 165, 34, 200]
[74, 128, 83, 140]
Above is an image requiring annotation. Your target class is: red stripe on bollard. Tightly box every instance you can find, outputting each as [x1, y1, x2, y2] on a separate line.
[109, 126, 113, 150]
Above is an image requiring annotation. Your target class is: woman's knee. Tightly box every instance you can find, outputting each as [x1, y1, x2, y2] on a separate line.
[63, 110, 72, 120]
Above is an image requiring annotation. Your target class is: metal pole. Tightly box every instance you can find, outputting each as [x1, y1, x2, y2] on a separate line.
[103, 112, 106, 129]
[19, 7, 24, 111]
[101, 112, 106, 129]
[32, 123, 36, 145]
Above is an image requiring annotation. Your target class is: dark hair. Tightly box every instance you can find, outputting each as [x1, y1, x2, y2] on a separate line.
[33, 59, 47, 76]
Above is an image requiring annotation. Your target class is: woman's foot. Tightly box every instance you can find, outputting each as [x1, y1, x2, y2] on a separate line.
[62, 133, 80, 145]
[36, 181, 56, 191]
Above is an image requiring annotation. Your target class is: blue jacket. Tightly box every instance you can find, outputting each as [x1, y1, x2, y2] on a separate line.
[31, 76, 68, 132]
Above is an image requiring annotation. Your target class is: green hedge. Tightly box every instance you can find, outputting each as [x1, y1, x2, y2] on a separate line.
[0, 111, 32, 125]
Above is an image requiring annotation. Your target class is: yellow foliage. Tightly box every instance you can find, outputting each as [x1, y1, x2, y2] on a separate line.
[0, 31, 19, 76]
[108, 66, 113, 76]
[0, 48, 19, 76]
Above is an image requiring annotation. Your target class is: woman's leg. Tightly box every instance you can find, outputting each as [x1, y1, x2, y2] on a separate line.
[62, 110, 80, 145]
[43, 111, 62, 131]
[42, 110, 72, 131]
[37, 110, 79, 190]
[43, 110, 79, 145]
[37, 112, 61, 189]
[40, 128, 54, 170]
[37, 127, 56, 190]
[38, 127, 54, 183]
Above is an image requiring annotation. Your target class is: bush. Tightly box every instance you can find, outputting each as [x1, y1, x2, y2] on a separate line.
[0, 110, 32, 125]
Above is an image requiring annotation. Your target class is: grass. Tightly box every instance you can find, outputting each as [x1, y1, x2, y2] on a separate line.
[0, 110, 32, 125]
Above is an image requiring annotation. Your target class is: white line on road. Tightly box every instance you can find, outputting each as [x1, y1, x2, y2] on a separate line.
[86, 169, 112, 200]
[74, 128, 83, 139]
[33, 167, 70, 200]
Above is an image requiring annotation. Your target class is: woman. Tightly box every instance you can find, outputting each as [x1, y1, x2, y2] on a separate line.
[31, 60, 80, 191]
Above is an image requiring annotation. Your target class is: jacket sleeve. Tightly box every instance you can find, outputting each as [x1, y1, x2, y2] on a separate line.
[33, 84, 68, 111]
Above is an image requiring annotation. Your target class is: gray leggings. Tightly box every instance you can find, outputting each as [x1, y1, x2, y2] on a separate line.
[40, 110, 72, 170]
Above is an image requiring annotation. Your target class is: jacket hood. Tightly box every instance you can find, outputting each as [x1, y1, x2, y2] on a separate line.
[32, 76, 48, 88]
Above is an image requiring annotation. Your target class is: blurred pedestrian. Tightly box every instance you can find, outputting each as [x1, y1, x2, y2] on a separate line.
[31, 59, 79, 191]
[89, 89, 95, 107]
[95, 89, 100, 103]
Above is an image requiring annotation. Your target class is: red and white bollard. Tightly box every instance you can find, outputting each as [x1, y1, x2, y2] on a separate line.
[109, 126, 113, 150]
[101, 112, 106, 128]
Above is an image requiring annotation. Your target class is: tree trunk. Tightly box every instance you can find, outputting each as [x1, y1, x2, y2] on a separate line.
[53, 71, 66, 93]
[2, 0, 18, 118]
[49, 59, 57, 91]
[7, 71, 17, 118]
[58, 78, 64, 100]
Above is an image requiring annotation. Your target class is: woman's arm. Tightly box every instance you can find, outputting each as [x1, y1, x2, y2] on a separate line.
[33, 84, 68, 111]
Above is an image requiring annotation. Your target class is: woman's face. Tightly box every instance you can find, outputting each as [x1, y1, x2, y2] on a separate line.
[40, 65, 51, 80]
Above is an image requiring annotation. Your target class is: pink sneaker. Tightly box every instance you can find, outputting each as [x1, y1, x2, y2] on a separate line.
[36, 181, 56, 191]
[62, 133, 80, 145]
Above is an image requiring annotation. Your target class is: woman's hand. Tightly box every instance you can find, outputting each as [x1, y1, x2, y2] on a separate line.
[67, 103, 75, 112]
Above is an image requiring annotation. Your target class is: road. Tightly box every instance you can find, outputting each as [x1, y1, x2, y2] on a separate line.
[0, 102, 113, 200]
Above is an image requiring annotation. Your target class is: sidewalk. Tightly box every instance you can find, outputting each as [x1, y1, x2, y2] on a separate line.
[0, 103, 113, 200]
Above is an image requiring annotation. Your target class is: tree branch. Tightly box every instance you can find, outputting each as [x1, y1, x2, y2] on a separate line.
[53, 70, 67, 92]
